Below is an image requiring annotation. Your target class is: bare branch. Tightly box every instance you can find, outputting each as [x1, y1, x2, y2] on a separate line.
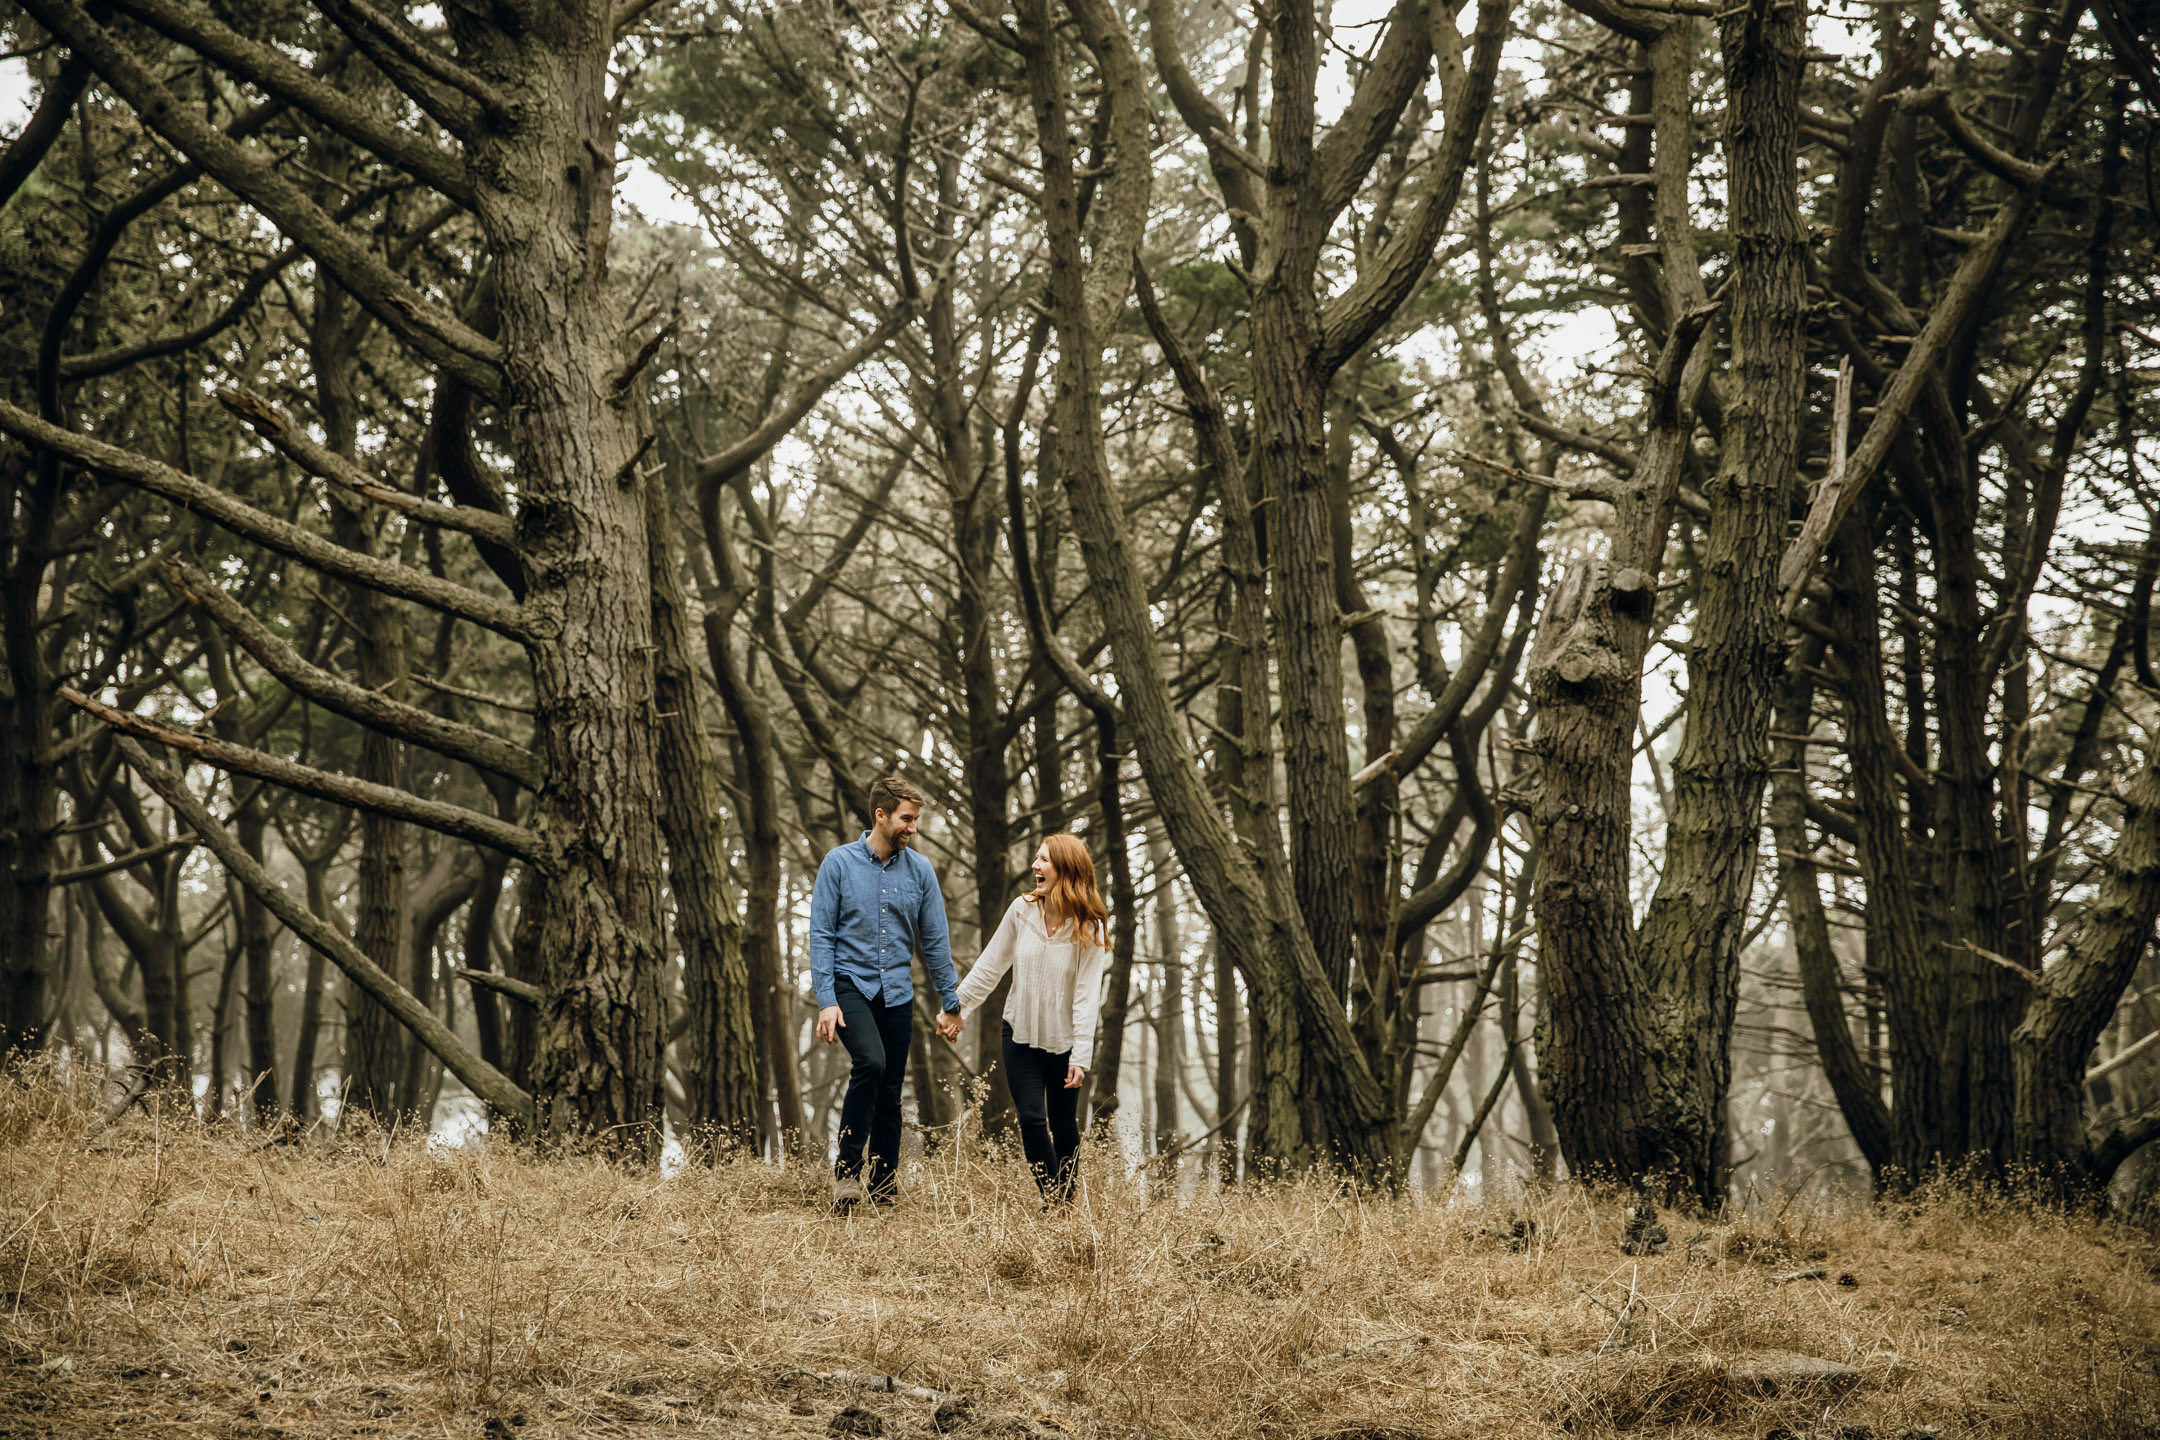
[49, 835, 199, 887]
[111, 735, 535, 1125]
[692, 308, 912, 490]
[2087, 1029, 2160, 1087]
[1898, 86, 2051, 190]
[1561, 0, 1665, 43]
[0, 399, 530, 640]
[454, 966, 543, 1006]
[62, 247, 302, 381]
[1145, 0, 1259, 259]
[1508, 409, 1640, 473]
[1069, 0, 1154, 343]
[64, 689, 547, 863]
[167, 561, 541, 790]
[105, 0, 474, 204]
[1446, 448, 1621, 502]
[316, 0, 510, 125]
[1319, 0, 1511, 371]
[217, 387, 520, 549]
[0, 49, 90, 210]
[1777, 184, 2045, 614]
[19, 0, 503, 398]
[1312, 0, 1438, 225]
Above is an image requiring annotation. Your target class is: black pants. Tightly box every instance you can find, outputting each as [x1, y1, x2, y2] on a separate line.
[833, 977, 913, 1197]
[1003, 1021, 1081, 1202]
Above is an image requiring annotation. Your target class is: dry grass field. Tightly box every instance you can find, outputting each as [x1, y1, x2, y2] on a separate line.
[2, 1070, 2156, 1440]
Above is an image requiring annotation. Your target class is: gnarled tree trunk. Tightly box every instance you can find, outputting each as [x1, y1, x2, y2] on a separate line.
[454, 2, 668, 1152]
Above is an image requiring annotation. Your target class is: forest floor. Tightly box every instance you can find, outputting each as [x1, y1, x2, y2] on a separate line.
[1, 1074, 2156, 1440]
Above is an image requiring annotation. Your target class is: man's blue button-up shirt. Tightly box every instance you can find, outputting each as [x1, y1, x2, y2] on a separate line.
[807, 833, 961, 1012]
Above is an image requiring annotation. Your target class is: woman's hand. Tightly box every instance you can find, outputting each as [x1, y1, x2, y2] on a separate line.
[935, 1009, 963, 1043]
[1064, 1065, 1085, 1090]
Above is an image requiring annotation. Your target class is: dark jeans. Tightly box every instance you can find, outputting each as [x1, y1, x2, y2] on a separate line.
[833, 976, 913, 1197]
[1003, 1020, 1081, 1202]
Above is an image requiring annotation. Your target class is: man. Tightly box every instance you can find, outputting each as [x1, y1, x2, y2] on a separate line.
[807, 774, 961, 1212]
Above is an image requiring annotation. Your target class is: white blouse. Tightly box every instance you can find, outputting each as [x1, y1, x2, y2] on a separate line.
[955, 896, 1109, 1069]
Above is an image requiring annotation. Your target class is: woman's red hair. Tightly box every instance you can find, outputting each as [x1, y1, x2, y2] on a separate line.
[1032, 832, 1110, 948]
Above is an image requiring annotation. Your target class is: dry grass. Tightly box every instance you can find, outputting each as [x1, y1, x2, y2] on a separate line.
[2, 1070, 2157, 1440]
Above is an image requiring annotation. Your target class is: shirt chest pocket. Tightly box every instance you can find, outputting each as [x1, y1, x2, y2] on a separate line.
[878, 876, 920, 920]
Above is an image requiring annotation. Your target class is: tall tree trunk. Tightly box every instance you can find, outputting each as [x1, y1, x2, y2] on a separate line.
[314, 273, 410, 1125]
[1214, 934, 1242, 1185]
[0, 454, 59, 1053]
[646, 466, 761, 1156]
[456, 3, 670, 1153]
[1254, 137, 1358, 1005]
[1832, 519, 1950, 1179]
[0, 152, 80, 1053]
[1771, 636, 1894, 1175]
[1328, 375, 1399, 1050]
[966, 717, 1019, 1141]
[690, 476, 804, 1153]
[1034, 696, 1065, 831]
[1526, 415, 1698, 1186]
[1528, 5, 1799, 1205]
[1626, 0, 1810, 1205]
[207, 933, 243, 1118]
[335, 632, 408, 1119]
[463, 847, 513, 1074]
[1084, 717, 1136, 1129]
[84, 857, 184, 1079]
[290, 847, 341, 1124]
[503, 866, 544, 1101]
[235, 803, 281, 1124]
[1020, 0, 1397, 1175]
[397, 851, 475, 1118]
[1151, 826, 1183, 1155]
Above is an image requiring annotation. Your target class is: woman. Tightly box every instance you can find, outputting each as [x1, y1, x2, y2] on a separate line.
[945, 832, 1110, 1203]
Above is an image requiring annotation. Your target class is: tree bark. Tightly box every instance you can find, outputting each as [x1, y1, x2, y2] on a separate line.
[455, 2, 671, 1154]
[1214, 932, 1241, 1186]
[1527, 305, 1714, 1189]
[1627, 0, 1810, 1205]
[290, 845, 338, 1123]
[309, 268, 409, 1125]
[1770, 636, 1894, 1174]
[1151, 826, 1183, 1156]
[0, 451, 60, 1058]
[1085, 717, 1136, 1130]
[2012, 746, 2160, 1187]
[396, 848, 476, 1122]
[645, 465, 762, 1156]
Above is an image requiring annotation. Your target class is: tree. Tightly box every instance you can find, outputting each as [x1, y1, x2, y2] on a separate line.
[2, 0, 758, 1152]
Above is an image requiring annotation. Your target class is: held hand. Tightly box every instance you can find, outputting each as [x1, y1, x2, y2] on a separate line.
[1064, 1065, 1085, 1090]
[816, 1005, 844, 1044]
[935, 1009, 962, 1043]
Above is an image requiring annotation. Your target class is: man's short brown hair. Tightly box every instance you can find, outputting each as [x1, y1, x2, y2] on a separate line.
[868, 774, 925, 818]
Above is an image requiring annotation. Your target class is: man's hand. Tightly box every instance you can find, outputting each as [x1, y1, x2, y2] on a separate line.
[935, 1009, 962, 1043]
[1064, 1065, 1085, 1090]
[816, 1005, 844, 1044]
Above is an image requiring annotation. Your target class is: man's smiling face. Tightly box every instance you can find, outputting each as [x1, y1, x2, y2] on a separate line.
[875, 800, 921, 851]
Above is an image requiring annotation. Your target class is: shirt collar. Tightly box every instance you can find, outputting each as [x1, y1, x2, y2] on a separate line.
[858, 830, 902, 868]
